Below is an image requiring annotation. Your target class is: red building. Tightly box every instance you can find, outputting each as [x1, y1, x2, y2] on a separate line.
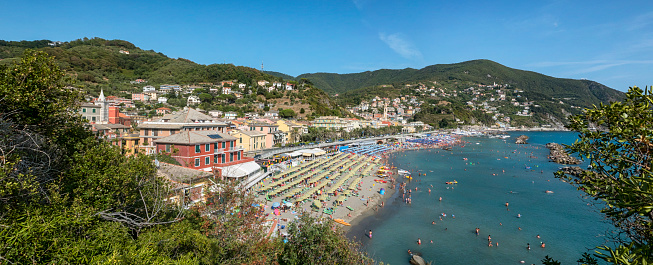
[155, 130, 261, 179]
[109, 106, 132, 127]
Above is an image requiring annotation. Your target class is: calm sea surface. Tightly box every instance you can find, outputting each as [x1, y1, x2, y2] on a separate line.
[347, 131, 612, 265]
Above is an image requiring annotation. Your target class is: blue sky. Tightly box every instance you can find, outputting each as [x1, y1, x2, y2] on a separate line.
[1, 0, 652, 91]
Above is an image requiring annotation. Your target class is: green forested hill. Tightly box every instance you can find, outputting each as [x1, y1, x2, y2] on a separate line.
[298, 60, 624, 107]
[0, 38, 282, 95]
[263, 70, 295, 80]
[0, 38, 346, 119]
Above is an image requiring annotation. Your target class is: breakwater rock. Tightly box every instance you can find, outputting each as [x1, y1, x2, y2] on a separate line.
[410, 254, 428, 265]
[515, 135, 529, 144]
[560, 166, 584, 176]
[546, 143, 581, 164]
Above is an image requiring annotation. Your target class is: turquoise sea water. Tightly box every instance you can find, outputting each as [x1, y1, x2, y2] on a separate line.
[347, 131, 612, 265]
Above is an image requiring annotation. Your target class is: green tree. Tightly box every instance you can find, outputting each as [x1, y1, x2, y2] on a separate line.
[0, 49, 85, 140]
[556, 86, 653, 264]
[198, 92, 213, 103]
[279, 109, 297, 118]
[279, 214, 373, 265]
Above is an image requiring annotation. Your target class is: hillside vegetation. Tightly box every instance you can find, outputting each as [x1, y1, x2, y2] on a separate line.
[299, 60, 622, 104]
[298, 60, 625, 127]
[0, 38, 346, 119]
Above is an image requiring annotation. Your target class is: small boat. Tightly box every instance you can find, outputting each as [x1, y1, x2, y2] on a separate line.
[545, 190, 554, 194]
[333, 219, 351, 226]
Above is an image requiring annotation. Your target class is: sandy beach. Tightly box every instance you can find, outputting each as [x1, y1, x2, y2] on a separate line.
[256, 134, 461, 236]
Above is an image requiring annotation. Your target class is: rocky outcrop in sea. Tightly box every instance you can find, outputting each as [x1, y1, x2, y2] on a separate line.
[515, 135, 529, 144]
[410, 254, 428, 265]
[546, 143, 581, 164]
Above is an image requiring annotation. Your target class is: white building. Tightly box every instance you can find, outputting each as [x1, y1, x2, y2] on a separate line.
[187, 95, 201, 105]
[158, 97, 168, 104]
[143, 85, 156, 92]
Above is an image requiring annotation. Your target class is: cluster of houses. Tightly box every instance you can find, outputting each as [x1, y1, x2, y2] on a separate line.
[347, 95, 424, 122]
[79, 84, 433, 206]
[129, 80, 298, 107]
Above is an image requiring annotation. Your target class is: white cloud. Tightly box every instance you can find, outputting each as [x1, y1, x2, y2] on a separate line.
[352, 0, 371, 10]
[378, 32, 422, 60]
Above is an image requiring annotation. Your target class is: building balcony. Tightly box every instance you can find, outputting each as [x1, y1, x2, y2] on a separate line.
[212, 157, 255, 167]
[214, 146, 243, 154]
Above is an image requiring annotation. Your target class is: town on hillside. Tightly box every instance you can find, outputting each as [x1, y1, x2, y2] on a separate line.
[80, 82, 434, 205]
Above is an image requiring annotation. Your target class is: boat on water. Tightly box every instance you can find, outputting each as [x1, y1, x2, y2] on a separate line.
[398, 169, 410, 176]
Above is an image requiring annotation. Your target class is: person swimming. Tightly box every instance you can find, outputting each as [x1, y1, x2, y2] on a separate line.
[417, 238, 421, 245]
[527, 243, 531, 250]
[541, 242, 545, 248]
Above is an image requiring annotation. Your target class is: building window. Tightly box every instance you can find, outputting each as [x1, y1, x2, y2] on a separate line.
[214, 155, 218, 164]
[205, 156, 210, 165]
[230, 152, 234, 162]
[237, 151, 241, 160]
[92, 109, 96, 113]
[221, 154, 225, 163]
[222, 141, 226, 149]
[165, 144, 171, 153]
[153, 130, 158, 136]
[260, 127, 263, 131]
[92, 117, 96, 122]
[194, 158, 200, 167]
[230, 141, 234, 148]
[195, 145, 200, 153]
[144, 129, 149, 136]
[205, 144, 210, 152]
[239, 138, 242, 144]
[83, 108, 86, 113]
[214, 143, 218, 150]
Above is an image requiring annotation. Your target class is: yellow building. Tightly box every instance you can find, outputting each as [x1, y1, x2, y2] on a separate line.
[276, 120, 304, 143]
[311, 116, 347, 130]
[121, 133, 142, 156]
[230, 129, 267, 152]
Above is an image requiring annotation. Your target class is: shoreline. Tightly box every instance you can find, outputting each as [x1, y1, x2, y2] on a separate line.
[343, 138, 464, 233]
[258, 134, 462, 238]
